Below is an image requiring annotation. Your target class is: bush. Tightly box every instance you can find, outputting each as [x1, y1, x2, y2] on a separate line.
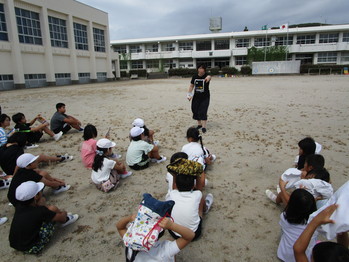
[240, 66, 252, 75]
[120, 71, 128, 78]
[208, 67, 221, 75]
[129, 69, 147, 77]
[168, 68, 197, 77]
[221, 67, 239, 75]
[300, 64, 349, 74]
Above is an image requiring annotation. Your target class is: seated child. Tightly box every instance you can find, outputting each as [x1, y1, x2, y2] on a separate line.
[277, 189, 318, 262]
[132, 118, 158, 145]
[0, 114, 15, 147]
[181, 127, 216, 169]
[12, 112, 62, 146]
[0, 132, 73, 178]
[126, 126, 166, 170]
[8, 153, 70, 206]
[166, 158, 213, 241]
[117, 213, 194, 262]
[9, 181, 78, 254]
[294, 204, 349, 262]
[91, 138, 132, 192]
[295, 137, 316, 170]
[266, 154, 325, 204]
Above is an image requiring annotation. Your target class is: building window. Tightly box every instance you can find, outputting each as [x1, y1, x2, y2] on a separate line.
[319, 33, 339, 43]
[341, 52, 349, 63]
[130, 45, 142, 53]
[146, 60, 159, 69]
[114, 45, 127, 53]
[163, 43, 175, 51]
[73, 22, 88, 50]
[48, 16, 68, 48]
[55, 73, 71, 78]
[93, 28, 105, 52]
[78, 72, 90, 77]
[97, 72, 107, 77]
[295, 54, 313, 64]
[235, 56, 247, 65]
[296, 35, 315, 44]
[196, 59, 212, 68]
[235, 38, 249, 48]
[275, 36, 293, 46]
[318, 52, 337, 63]
[214, 58, 230, 68]
[0, 74, 13, 81]
[15, 7, 42, 45]
[254, 37, 271, 47]
[0, 4, 8, 41]
[131, 60, 143, 69]
[120, 61, 128, 69]
[214, 39, 229, 50]
[24, 74, 46, 80]
[343, 32, 349, 42]
[145, 43, 158, 52]
[164, 59, 176, 68]
[196, 40, 212, 51]
[179, 41, 193, 51]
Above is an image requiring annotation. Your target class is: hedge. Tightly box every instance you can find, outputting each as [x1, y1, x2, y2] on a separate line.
[168, 68, 197, 77]
[129, 69, 147, 77]
[300, 64, 349, 74]
[240, 66, 252, 75]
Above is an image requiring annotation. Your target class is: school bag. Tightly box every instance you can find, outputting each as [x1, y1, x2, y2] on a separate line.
[123, 193, 175, 252]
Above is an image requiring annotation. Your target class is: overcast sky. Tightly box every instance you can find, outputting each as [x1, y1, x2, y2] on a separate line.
[78, 0, 349, 41]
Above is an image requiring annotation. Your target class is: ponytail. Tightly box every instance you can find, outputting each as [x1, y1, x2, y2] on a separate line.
[92, 146, 108, 172]
[198, 135, 206, 156]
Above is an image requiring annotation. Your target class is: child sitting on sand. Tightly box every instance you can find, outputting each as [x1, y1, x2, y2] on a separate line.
[9, 181, 78, 254]
[132, 118, 158, 145]
[91, 138, 132, 192]
[277, 189, 318, 262]
[181, 127, 216, 169]
[0, 114, 15, 147]
[295, 137, 317, 170]
[12, 112, 62, 147]
[126, 126, 166, 170]
[166, 158, 213, 241]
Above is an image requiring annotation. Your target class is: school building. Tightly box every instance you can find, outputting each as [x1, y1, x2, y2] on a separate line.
[110, 24, 349, 73]
[0, 0, 118, 90]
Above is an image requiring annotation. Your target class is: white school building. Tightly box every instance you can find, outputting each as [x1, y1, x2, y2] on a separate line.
[110, 24, 349, 73]
[0, 0, 118, 90]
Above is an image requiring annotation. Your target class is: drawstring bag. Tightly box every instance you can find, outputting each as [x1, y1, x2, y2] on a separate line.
[123, 193, 175, 252]
[166, 158, 203, 177]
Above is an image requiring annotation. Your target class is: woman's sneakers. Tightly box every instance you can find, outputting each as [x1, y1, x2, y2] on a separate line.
[53, 131, 63, 141]
[0, 217, 8, 225]
[61, 214, 79, 228]
[265, 189, 277, 203]
[151, 156, 167, 164]
[59, 153, 74, 162]
[204, 193, 214, 214]
[0, 178, 12, 190]
[120, 171, 132, 179]
[53, 184, 71, 195]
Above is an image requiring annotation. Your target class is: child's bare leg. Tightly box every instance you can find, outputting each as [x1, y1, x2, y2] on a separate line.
[148, 130, 155, 143]
[149, 146, 161, 159]
[201, 120, 207, 128]
[337, 232, 349, 248]
[195, 172, 206, 191]
[275, 193, 283, 204]
[197, 120, 202, 127]
[38, 154, 61, 163]
[42, 126, 55, 137]
[115, 162, 126, 174]
[199, 196, 206, 217]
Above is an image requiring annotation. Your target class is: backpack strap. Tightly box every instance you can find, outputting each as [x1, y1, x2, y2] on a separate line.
[125, 247, 139, 262]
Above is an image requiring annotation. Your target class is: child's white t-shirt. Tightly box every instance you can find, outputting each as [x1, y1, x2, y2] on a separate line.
[181, 142, 206, 166]
[134, 240, 180, 262]
[166, 189, 202, 236]
[91, 158, 115, 184]
[277, 213, 317, 262]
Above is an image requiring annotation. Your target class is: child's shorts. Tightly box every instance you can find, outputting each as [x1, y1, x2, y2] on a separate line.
[25, 222, 55, 254]
[129, 154, 150, 170]
[169, 217, 202, 241]
[27, 131, 43, 143]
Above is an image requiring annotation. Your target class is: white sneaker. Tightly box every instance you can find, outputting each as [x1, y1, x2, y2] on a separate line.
[61, 214, 79, 227]
[210, 154, 216, 162]
[0, 178, 12, 190]
[25, 144, 39, 149]
[276, 185, 281, 194]
[120, 171, 132, 179]
[0, 217, 8, 225]
[53, 131, 63, 141]
[151, 156, 166, 163]
[61, 153, 73, 161]
[205, 193, 214, 214]
[153, 140, 159, 146]
[266, 189, 277, 203]
[53, 184, 71, 195]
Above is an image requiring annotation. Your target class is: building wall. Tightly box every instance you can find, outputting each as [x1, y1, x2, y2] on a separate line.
[111, 25, 349, 73]
[0, 0, 118, 90]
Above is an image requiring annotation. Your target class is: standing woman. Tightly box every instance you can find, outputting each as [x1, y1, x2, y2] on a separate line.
[187, 64, 212, 133]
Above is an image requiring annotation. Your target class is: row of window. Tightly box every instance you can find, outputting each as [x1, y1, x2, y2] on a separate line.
[120, 52, 349, 70]
[0, 73, 108, 81]
[0, 4, 106, 52]
[114, 32, 349, 53]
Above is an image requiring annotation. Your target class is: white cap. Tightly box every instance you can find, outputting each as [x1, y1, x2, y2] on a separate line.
[16, 153, 39, 168]
[130, 126, 144, 137]
[15, 181, 45, 201]
[96, 138, 116, 149]
[132, 118, 144, 127]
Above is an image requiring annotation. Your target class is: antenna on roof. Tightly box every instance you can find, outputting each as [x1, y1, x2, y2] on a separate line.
[209, 17, 222, 33]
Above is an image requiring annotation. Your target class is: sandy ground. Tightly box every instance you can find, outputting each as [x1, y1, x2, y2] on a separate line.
[0, 75, 348, 262]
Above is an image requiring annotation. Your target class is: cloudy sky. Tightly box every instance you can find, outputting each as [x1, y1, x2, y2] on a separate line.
[79, 0, 349, 41]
